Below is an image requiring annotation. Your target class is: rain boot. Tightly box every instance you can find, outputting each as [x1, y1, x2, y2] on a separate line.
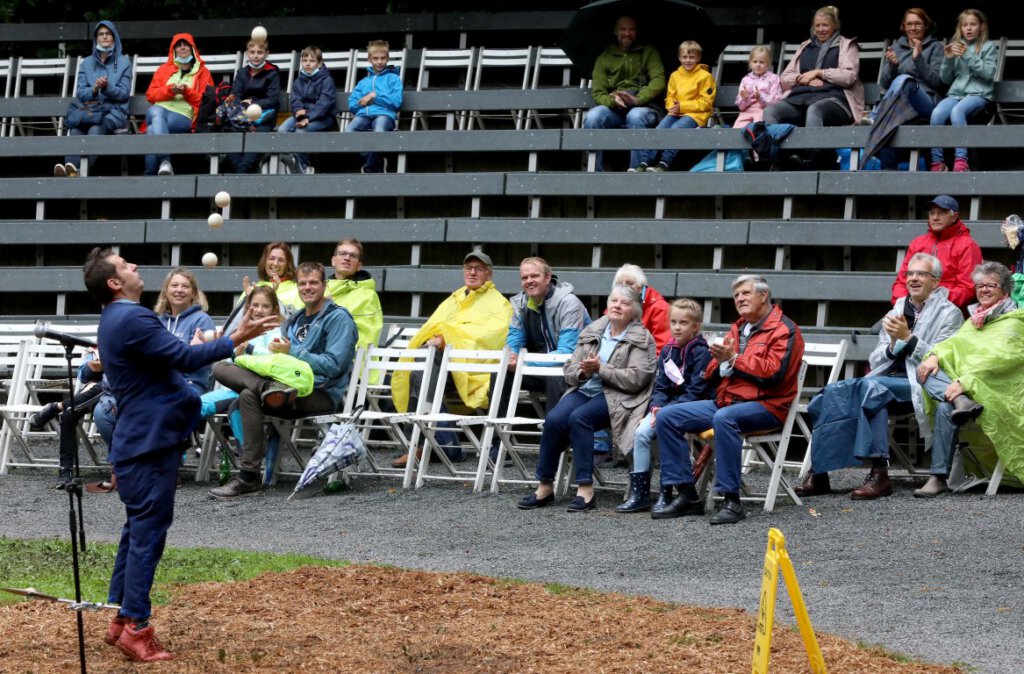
[616, 471, 652, 513]
[652, 484, 674, 511]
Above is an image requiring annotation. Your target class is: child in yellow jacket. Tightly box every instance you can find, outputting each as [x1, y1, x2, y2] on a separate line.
[633, 41, 716, 172]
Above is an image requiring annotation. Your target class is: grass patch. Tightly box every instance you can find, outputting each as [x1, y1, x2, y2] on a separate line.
[543, 582, 596, 597]
[0, 537, 343, 606]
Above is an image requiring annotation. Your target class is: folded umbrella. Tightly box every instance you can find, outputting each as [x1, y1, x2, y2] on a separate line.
[289, 407, 368, 499]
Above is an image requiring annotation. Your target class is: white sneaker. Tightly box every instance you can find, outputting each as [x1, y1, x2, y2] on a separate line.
[64, 163, 79, 178]
[158, 160, 173, 176]
[53, 163, 66, 177]
[302, 166, 315, 175]
[913, 475, 949, 498]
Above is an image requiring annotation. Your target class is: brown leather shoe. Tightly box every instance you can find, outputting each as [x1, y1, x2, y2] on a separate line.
[391, 446, 423, 469]
[851, 469, 893, 500]
[794, 471, 831, 497]
[104, 615, 128, 646]
[115, 623, 173, 662]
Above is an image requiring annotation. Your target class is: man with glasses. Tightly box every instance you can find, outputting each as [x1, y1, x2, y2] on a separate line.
[796, 252, 964, 500]
[891, 195, 982, 311]
[389, 251, 513, 468]
[327, 238, 383, 354]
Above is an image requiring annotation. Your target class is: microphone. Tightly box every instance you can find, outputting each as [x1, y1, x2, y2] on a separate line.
[33, 324, 97, 350]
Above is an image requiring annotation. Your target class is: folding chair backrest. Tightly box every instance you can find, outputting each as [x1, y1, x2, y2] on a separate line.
[776, 43, 799, 75]
[801, 340, 848, 391]
[348, 48, 408, 92]
[339, 346, 366, 416]
[426, 347, 509, 417]
[531, 47, 580, 89]
[473, 47, 532, 90]
[13, 56, 72, 97]
[274, 50, 296, 98]
[715, 43, 773, 89]
[995, 37, 1024, 123]
[416, 48, 476, 92]
[130, 54, 167, 97]
[320, 49, 355, 95]
[203, 51, 243, 83]
[357, 344, 435, 414]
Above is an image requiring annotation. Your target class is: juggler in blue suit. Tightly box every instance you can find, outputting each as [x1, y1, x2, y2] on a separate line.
[83, 247, 278, 662]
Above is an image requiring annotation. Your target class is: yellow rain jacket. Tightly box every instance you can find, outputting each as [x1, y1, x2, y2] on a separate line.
[391, 280, 512, 412]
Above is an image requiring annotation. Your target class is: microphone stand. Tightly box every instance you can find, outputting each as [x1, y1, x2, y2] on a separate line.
[57, 340, 89, 674]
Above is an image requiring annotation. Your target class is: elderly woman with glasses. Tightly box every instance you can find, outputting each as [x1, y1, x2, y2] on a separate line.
[517, 283, 656, 512]
[915, 261, 1024, 496]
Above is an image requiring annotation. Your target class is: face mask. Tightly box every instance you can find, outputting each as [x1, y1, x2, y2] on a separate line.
[246, 59, 264, 69]
[174, 54, 194, 65]
[95, 43, 114, 53]
[302, 67, 320, 77]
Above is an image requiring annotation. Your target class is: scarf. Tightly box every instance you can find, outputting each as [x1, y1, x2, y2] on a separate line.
[813, 33, 842, 71]
[971, 297, 1016, 328]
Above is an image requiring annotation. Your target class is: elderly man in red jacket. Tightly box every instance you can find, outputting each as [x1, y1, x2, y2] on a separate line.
[892, 195, 983, 312]
[652, 274, 804, 525]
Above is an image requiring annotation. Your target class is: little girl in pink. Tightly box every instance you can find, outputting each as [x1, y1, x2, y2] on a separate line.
[734, 45, 783, 126]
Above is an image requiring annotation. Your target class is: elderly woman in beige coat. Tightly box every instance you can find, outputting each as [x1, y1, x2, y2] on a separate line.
[517, 284, 656, 512]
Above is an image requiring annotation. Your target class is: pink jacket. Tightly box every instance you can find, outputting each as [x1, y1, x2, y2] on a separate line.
[734, 71, 783, 125]
[779, 35, 864, 123]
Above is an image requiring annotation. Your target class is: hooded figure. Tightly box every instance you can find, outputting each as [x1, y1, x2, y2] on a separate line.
[58, 20, 133, 176]
[143, 33, 213, 175]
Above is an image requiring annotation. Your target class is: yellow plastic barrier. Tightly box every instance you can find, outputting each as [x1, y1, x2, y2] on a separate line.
[752, 528, 826, 674]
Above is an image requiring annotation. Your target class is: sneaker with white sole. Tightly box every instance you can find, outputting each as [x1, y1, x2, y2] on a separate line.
[157, 160, 173, 176]
[302, 165, 315, 175]
[64, 163, 79, 178]
[53, 163, 67, 177]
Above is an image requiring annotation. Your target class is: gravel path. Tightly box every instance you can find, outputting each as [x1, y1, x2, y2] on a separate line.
[2, 462, 1021, 673]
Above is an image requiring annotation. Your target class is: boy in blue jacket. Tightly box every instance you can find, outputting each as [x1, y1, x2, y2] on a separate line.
[619, 298, 711, 513]
[57, 20, 132, 177]
[346, 39, 403, 173]
[279, 45, 339, 175]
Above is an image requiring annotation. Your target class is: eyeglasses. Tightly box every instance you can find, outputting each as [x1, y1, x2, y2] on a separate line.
[96, 31, 114, 37]
[903, 21, 925, 27]
[975, 283, 1000, 290]
[333, 251, 359, 260]
[463, 265, 488, 274]
[906, 270, 937, 279]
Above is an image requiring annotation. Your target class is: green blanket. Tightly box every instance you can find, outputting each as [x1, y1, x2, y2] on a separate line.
[930, 309, 1024, 481]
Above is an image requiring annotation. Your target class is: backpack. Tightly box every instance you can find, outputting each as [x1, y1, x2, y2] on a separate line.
[195, 82, 233, 132]
[742, 121, 777, 171]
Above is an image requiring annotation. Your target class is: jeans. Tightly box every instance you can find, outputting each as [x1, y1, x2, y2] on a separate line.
[92, 394, 117, 451]
[638, 114, 698, 168]
[278, 115, 335, 171]
[930, 95, 989, 163]
[872, 74, 936, 121]
[225, 122, 274, 174]
[655, 399, 779, 494]
[919, 370, 959, 476]
[65, 115, 124, 170]
[583, 105, 660, 171]
[345, 114, 396, 172]
[763, 96, 852, 127]
[144, 105, 193, 175]
[631, 411, 656, 472]
[535, 390, 610, 486]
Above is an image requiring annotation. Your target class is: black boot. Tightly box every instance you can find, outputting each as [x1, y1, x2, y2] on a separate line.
[652, 485, 674, 511]
[29, 402, 61, 432]
[651, 483, 703, 519]
[616, 471, 652, 513]
[950, 395, 984, 426]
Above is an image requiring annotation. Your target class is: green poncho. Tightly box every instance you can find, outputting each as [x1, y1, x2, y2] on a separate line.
[930, 309, 1024, 481]
[235, 353, 314, 397]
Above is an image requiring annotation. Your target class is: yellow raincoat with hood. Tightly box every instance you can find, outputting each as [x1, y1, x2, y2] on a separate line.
[391, 280, 512, 413]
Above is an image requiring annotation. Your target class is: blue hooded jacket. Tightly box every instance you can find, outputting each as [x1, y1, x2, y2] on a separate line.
[75, 20, 132, 128]
[158, 304, 216, 393]
[290, 65, 340, 124]
[348, 65, 403, 120]
[280, 300, 358, 408]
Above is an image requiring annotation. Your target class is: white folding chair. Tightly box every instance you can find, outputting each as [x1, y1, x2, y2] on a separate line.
[525, 47, 589, 130]
[700, 360, 809, 513]
[202, 51, 243, 83]
[485, 349, 570, 493]
[318, 50, 355, 127]
[468, 47, 533, 130]
[409, 48, 476, 131]
[129, 54, 168, 132]
[8, 56, 72, 135]
[408, 346, 510, 489]
[995, 37, 1024, 123]
[0, 57, 14, 137]
[313, 343, 437, 489]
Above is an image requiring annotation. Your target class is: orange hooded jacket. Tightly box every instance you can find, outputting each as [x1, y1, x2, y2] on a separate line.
[142, 33, 212, 131]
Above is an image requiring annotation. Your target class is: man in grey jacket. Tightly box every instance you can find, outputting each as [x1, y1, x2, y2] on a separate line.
[796, 253, 964, 500]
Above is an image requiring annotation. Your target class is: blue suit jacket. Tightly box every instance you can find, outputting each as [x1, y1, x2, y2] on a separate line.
[99, 300, 234, 463]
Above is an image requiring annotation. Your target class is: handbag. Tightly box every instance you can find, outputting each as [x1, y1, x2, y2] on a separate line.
[65, 100, 112, 129]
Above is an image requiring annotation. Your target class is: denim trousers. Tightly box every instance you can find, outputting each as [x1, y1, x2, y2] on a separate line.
[631, 411, 656, 472]
[65, 116, 124, 170]
[655, 399, 779, 494]
[930, 95, 989, 163]
[638, 113, 697, 168]
[582, 105, 659, 171]
[534, 390, 610, 486]
[345, 114, 396, 171]
[278, 116, 335, 170]
[144, 105, 193, 174]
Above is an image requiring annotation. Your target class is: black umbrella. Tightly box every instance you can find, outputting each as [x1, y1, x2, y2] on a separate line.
[558, 0, 718, 82]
